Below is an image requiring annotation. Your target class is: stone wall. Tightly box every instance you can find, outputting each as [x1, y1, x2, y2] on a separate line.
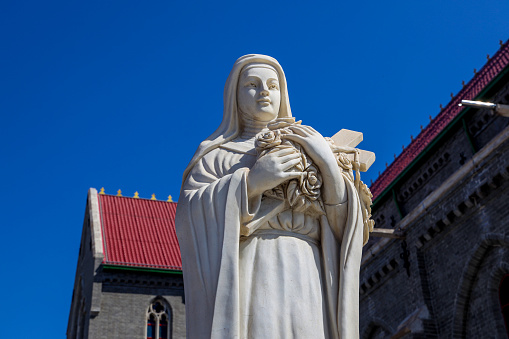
[360, 79, 509, 338]
[88, 271, 185, 339]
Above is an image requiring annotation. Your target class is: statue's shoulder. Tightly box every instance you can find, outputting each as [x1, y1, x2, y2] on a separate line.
[219, 138, 256, 156]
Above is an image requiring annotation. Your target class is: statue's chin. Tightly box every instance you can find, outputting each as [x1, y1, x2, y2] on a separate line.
[251, 110, 278, 123]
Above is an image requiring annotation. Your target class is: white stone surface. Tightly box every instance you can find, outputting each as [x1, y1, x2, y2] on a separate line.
[176, 54, 372, 339]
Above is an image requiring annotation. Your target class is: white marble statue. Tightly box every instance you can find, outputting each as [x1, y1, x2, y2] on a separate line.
[176, 54, 373, 339]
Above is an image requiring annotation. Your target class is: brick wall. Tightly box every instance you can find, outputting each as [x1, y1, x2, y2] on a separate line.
[360, 80, 509, 338]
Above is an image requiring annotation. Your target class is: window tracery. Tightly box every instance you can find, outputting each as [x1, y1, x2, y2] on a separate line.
[146, 298, 170, 339]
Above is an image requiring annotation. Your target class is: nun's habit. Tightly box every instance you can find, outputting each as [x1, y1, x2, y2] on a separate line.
[176, 54, 366, 339]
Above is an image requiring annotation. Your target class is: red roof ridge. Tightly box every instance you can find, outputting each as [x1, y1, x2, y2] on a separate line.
[371, 39, 509, 200]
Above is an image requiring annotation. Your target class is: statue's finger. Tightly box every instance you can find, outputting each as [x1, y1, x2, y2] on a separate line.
[282, 133, 305, 143]
[271, 147, 295, 156]
[281, 158, 301, 171]
[287, 125, 308, 137]
[282, 170, 304, 179]
[280, 152, 301, 163]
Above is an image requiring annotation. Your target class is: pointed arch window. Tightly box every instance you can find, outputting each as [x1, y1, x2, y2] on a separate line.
[146, 299, 170, 339]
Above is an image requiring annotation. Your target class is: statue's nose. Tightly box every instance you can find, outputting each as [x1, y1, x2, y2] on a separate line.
[260, 87, 269, 96]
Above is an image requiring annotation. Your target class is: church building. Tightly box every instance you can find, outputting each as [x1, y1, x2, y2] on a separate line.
[69, 39, 509, 338]
[67, 189, 185, 338]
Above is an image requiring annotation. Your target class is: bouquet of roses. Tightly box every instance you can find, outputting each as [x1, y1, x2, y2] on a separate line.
[255, 117, 375, 241]
[255, 117, 325, 216]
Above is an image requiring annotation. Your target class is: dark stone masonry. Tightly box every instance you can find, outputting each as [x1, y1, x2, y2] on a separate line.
[360, 49, 509, 338]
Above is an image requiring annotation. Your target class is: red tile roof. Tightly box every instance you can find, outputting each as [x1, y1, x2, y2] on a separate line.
[98, 194, 181, 271]
[371, 40, 509, 200]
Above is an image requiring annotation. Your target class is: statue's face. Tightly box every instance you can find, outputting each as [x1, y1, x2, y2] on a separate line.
[237, 66, 281, 122]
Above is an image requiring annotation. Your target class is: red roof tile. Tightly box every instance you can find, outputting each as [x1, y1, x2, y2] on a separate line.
[98, 194, 181, 270]
[371, 40, 509, 201]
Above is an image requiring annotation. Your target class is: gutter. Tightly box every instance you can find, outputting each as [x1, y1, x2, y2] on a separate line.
[102, 264, 183, 275]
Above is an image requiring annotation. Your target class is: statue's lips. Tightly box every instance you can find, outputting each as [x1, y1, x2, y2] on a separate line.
[257, 98, 271, 106]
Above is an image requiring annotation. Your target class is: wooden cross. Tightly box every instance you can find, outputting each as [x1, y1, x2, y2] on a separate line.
[330, 129, 376, 172]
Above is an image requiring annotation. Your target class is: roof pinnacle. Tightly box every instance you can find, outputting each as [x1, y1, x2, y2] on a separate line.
[134, 191, 139, 198]
[117, 189, 122, 197]
[151, 194, 156, 200]
[167, 195, 173, 202]
[100, 187, 105, 195]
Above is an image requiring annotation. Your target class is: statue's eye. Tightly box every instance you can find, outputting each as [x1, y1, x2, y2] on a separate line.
[269, 84, 278, 90]
[249, 82, 257, 87]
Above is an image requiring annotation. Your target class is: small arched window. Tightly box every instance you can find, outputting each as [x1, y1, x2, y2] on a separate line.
[146, 299, 170, 339]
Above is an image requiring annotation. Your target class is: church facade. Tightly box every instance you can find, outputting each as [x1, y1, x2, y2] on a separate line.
[69, 40, 509, 338]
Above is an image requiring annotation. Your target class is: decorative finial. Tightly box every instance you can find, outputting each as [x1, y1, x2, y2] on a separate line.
[500, 40, 504, 47]
[487, 54, 490, 61]
[394, 154, 397, 160]
[151, 194, 156, 200]
[429, 115, 433, 122]
[402, 145, 405, 151]
[117, 189, 122, 197]
[99, 187, 105, 195]
[420, 125, 423, 131]
[370, 179, 373, 185]
[134, 191, 139, 198]
[167, 195, 173, 202]
[385, 162, 388, 168]
[410, 135, 414, 141]
[462, 80, 465, 87]
[474, 68, 477, 74]
[450, 93, 454, 99]
[378, 171, 381, 176]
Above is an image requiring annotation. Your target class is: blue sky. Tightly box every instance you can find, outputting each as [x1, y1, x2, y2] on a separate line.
[1, 1, 508, 337]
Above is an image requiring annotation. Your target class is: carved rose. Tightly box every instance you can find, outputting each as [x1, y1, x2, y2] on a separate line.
[300, 165, 322, 201]
[255, 130, 281, 153]
[255, 118, 325, 215]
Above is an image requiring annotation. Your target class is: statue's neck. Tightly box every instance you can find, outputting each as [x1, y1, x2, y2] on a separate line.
[240, 113, 272, 139]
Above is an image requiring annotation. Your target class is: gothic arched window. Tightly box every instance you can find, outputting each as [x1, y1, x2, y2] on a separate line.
[146, 299, 170, 339]
[499, 274, 509, 337]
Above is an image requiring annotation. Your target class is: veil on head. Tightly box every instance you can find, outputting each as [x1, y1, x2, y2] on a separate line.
[181, 54, 293, 185]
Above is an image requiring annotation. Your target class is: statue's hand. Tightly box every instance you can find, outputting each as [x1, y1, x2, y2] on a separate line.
[283, 125, 336, 168]
[247, 148, 303, 198]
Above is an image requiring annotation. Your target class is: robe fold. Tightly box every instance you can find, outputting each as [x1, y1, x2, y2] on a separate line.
[176, 145, 365, 339]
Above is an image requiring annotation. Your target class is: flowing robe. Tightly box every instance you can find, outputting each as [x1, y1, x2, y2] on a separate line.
[176, 140, 365, 339]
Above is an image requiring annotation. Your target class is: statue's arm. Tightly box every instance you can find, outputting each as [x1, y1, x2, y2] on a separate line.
[282, 125, 349, 241]
[319, 159, 349, 242]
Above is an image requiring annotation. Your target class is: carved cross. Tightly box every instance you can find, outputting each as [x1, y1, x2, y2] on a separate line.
[330, 129, 376, 172]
